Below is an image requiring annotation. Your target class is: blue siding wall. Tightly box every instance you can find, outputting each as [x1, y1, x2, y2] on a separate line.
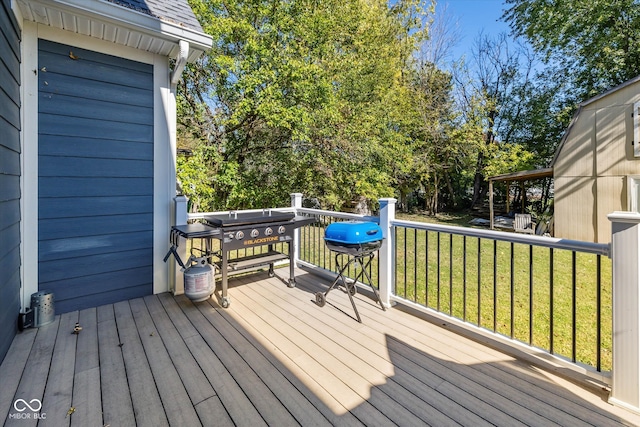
[0, 0, 21, 364]
[38, 40, 154, 313]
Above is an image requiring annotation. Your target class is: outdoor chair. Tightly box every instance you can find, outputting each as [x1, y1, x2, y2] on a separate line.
[514, 213, 535, 234]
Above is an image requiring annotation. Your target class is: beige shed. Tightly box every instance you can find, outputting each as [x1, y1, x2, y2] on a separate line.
[551, 76, 640, 243]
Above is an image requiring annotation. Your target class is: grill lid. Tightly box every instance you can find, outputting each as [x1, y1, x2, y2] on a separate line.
[324, 221, 383, 244]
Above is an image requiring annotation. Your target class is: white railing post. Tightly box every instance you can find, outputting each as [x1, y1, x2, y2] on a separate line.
[291, 193, 303, 267]
[608, 211, 640, 414]
[171, 195, 189, 295]
[378, 198, 396, 308]
[175, 195, 188, 225]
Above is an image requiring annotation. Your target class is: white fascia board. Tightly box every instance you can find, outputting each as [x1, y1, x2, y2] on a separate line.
[19, 0, 212, 56]
[10, 0, 25, 29]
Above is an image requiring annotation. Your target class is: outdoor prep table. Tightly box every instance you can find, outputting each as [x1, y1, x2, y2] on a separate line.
[166, 211, 314, 308]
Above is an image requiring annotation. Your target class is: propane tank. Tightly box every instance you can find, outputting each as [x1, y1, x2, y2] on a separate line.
[183, 256, 215, 302]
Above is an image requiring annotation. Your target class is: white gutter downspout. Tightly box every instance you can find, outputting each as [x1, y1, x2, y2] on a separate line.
[170, 40, 189, 85]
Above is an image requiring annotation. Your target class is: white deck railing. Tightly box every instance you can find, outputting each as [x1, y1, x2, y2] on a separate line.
[173, 194, 640, 414]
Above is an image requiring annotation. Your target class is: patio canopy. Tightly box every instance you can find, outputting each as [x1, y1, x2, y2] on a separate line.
[488, 168, 553, 230]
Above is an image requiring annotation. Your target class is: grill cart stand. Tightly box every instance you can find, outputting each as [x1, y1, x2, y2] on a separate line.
[316, 221, 386, 322]
[315, 250, 386, 323]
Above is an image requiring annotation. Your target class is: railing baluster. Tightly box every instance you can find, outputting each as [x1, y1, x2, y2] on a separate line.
[304, 216, 308, 262]
[449, 233, 453, 315]
[414, 228, 418, 302]
[550, 248, 554, 355]
[529, 244, 534, 346]
[477, 237, 481, 327]
[572, 251, 577, 363]
[320, 216, 325, 269]
[510, 242, 514, 339]
[394, 226, 399, 298]
[293, 210, 610, 374]
[463, 235, 467, 322]
[597, 254, 602, 372]
[403, 227, 407, 299]
[437, 232, 441, 311]
[493, 240, 497, 332]
[425, 230, 429, 307]
[313, 216, 317, 267]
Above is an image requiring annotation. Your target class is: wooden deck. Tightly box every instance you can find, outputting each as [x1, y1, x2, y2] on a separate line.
[2, 269, 639, 426]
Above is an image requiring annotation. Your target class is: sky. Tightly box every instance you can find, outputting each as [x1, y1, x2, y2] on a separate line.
[434, 0, 512, 62]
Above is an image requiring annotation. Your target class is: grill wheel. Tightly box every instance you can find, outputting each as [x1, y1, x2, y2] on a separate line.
[315, 292, 326, 307]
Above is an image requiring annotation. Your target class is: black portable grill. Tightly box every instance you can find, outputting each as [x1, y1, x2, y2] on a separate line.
[315, 221, 386, 322]
[166, 210, 314, 308]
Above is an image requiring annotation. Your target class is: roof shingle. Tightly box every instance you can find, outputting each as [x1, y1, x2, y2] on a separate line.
[106, 0, 204, 33]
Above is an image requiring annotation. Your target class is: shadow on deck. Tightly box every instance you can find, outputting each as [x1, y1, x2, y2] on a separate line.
[1, 269, 638, 426]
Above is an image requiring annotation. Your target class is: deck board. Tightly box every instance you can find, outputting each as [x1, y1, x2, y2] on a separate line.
[269, 274, 522, 427]
[195, 297, 332, 427]
[2, 268, 640, 426]
[97, 304, 136, 426]
[329, 283, 614, 427]
[5, 318, 59, 427]
[0, 328, 36, 423]
[143, 295, 215, 405]
[113, 300, 168, 427]
[149, 294, 232, 425]
[211, 286, 364, 427]
[229, 281, 401, 427]
[233, 276, 454, 426]
[173, 295, 267, 427]
[193, 296, 301, 426]
[39, 312, 77, 427]
[269, 275, 506, 427]
[70, 308, 101, 427]
[129, 298, 201, 427]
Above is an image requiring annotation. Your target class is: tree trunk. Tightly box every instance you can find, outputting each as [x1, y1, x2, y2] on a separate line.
[470, 152, 485, 209]
[444, 172, 457, 209]
[470, 109, 496, 210]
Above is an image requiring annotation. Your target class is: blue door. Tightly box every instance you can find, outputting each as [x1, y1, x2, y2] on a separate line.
[38, 40, 154, 313]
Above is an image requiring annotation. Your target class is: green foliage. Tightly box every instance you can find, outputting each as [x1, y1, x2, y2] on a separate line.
[176, 147, 216, 212]
[483, 142, 535, 178]
[179, 0, 435, 211]
[504, 0, 640, 99]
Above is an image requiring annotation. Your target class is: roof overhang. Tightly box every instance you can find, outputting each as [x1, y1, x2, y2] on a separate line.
[488, 167, 554, 183]
[16, 0, 212, 62]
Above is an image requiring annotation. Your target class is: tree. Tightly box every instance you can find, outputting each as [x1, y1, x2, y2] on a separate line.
[178, 0, 434, 211]
[503, 0, 640, 99]
[400, 2, 479, 214]
[452, 32, 538, 210]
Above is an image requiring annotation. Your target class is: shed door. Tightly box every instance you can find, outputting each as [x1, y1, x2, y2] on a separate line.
[38, 40, 154, 313]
